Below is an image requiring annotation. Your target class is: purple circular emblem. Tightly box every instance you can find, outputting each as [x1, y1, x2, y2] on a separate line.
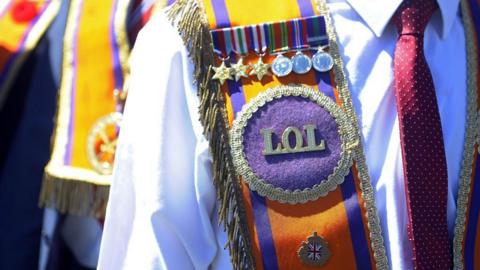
[230, 85, 353, 204]
[243, 96, 342, 191]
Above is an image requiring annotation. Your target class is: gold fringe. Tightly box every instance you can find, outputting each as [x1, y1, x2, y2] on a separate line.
[39, 174, 109, 218]
[166, 1, 255, 269]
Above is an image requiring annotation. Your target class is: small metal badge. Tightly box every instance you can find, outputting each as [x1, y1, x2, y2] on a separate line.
[212, 59, 233, 85]
[250, 56, 271, 81]
[271, 54, 293, 77]
[298, 232, 331, 267]
[312, 47, 334, 73]
[261, 125, 326, 156]
[87, 112, 122, 175]
[291, 51, 312, 74]
[231, 57, 249, 81]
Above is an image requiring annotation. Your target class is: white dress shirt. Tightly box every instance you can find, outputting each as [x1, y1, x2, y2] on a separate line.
[98, 0, 466, 269]
[0, 2, 9, 15]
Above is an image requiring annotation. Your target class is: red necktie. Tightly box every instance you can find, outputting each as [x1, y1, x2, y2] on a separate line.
[393, 0, 452, 269]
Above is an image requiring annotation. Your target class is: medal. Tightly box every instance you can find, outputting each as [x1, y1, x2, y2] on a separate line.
[291, 51, 312, 74]
[212, 59, 233, 85]
[231, 57, 249, 81]
[312, 46, 334, 72]
[271, 54, 293, 77]
[210, 16, 331, 79]
[250, 55, 271, 81]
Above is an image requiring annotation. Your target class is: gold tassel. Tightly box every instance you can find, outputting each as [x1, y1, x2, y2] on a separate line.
[39, 174, 109, 218]
[166, 1, 255, 269]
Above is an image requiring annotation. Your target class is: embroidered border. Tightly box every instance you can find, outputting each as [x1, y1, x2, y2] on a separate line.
[230, 84, 355, 204]
[44, 0, 89, 182]
[453, 1, 479, 269]
[315, 0, 389, 268]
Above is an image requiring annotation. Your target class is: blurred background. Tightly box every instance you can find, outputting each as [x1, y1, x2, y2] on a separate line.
[0, 0, 172, 269]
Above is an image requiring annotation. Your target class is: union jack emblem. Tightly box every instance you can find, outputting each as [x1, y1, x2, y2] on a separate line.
[298, 232, 331, 266]
[307, 242, 324, 261]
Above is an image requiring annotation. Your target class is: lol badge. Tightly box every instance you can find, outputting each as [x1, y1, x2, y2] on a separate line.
[230, 85, 355, 204]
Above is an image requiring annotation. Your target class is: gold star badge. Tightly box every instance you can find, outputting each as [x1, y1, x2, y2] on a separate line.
[231, 58, 249, 81]
[212, 61, 233, 85]
[249, 57, 271, 81]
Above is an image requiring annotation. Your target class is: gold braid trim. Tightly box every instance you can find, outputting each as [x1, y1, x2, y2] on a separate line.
[453, 1, 479, 269]
[166, 1, 255, 269]
[315, 0, 389, 268]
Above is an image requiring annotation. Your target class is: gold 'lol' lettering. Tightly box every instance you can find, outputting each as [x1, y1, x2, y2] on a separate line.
[261, 124, 326, 156]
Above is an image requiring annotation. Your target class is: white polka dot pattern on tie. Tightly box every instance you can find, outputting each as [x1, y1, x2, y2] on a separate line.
[393, 0, 452, 269]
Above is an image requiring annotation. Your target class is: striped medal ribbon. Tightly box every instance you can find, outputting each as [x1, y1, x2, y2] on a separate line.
[210, 15, 333, 84]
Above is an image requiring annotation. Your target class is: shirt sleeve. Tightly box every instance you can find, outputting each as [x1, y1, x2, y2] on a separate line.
[98, 11, 221, 270]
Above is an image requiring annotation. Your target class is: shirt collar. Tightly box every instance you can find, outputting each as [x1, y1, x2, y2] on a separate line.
[344, 0, 460, 39]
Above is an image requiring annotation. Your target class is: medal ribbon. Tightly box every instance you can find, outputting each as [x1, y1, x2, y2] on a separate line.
[249, 24, 269, 54]
[210, 15, 328, 56]
[306, 14, 327, 47]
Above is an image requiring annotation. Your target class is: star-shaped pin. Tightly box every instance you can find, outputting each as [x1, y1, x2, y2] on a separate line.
[249, 57, 271, 81]
[230, 58, 249, 81]
[212, 61, 233, 85]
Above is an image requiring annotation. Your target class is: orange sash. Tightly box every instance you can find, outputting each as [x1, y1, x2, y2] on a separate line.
[0, 0, 60, 109]
[203, 0, 382, 268]
[40, 0, 163, 217]
[168, 0, 480, 268]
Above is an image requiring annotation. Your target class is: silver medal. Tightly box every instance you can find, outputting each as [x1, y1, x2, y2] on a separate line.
[291, 51, 312, 74]
[312, 49, 334, 72]
[271, 54, 293, 77]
